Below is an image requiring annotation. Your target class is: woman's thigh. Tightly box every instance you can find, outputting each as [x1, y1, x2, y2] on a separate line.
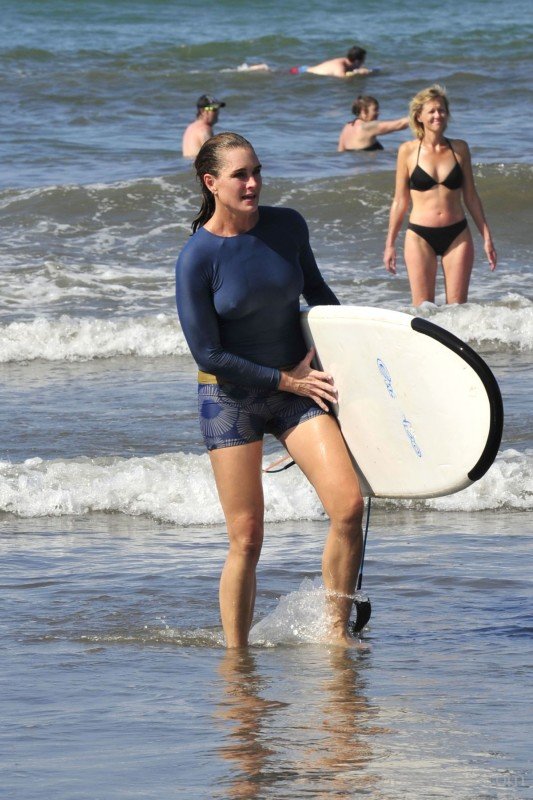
[281, 414, 363, 519]
[441, 228, 474, 303]
[209, 440, 265, 529]
[404, 229, 438, 305]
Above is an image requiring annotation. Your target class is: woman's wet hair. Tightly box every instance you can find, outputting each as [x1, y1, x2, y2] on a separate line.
[352, 95, 378, 118]
[191, 132, 254, 232]
[409, 84, 450, 139]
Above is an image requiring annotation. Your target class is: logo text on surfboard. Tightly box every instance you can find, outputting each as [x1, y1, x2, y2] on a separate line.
[402, 416, 422, 458]
[377, 358, 423, 458]
[377, 358, 396, 398]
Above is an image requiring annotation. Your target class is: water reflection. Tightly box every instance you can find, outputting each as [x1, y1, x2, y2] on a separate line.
[216, 650, 285, 798]
[216, 647, 386, 799]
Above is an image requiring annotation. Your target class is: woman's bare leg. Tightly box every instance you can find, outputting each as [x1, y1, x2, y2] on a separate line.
[209, 441, 265, 648]
[441, 228, 474, 304]
[282, 414, 364, 642]
[404, 229, 438, 305]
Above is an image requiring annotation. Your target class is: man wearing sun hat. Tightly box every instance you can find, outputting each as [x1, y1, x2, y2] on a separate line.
[182, 95, 226, 158]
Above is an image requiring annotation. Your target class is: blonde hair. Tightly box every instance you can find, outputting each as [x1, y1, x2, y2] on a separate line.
[409, 84, 450, 140]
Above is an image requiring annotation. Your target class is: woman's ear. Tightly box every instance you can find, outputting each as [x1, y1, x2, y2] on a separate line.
[203, 173, 217, 194]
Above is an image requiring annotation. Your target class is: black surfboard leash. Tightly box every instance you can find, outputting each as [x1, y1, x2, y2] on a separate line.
[358, 496, 372, 592]
[262, 453, 295, 473]
[349, 496, 372, 634]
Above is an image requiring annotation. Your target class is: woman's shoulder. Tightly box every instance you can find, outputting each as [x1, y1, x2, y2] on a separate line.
[396, 138, 418, 169]
[398, 138, 418, 156]
[258, 206, 309, 241]
[260, 205, 306, 226]
[177, 227, 205, 257]
[339, 120, 355, 134]
[176, 228, 221, 272]
[260, 204, 302, 218]
[448, 138, 470, 156]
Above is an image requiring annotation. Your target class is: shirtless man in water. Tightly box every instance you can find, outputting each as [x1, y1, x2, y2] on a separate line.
[182, 95, 226, 159]
[246, 45, 372, 77]
[290, 46, 371, 77]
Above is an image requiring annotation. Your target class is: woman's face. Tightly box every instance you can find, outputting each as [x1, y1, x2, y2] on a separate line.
[362, 103, 379, 121]
[205, 147, 262, 216]
[418, 97, 448, 133]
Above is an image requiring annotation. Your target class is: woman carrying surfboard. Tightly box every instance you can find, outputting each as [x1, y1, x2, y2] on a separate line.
[175, 132, 365, 649]
[383, 84, 496, 305]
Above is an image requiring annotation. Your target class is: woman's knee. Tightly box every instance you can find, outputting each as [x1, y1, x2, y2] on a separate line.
[330, 493, 365, 531]
[227, 513, 264, 560]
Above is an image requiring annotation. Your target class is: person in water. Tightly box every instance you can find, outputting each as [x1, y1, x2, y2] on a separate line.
[182, 95, 226, 159]
[383, 84, 496, 305]
[338, 95, 409, 152]
[175, 132, 364, 648]
[291, 45, 371, 77]
[244, 45, 372, 77]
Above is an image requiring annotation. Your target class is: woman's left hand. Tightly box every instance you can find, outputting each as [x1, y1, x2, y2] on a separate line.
[383, 244, 397, 274]
[485, 239, 497, 271]
[278, 348, 337, 411]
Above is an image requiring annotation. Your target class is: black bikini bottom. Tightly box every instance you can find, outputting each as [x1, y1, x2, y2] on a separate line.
[407, 218, 468, 256]
[363, 141, 384, 151]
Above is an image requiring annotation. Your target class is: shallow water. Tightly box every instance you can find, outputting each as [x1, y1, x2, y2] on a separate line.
[3, 511, 531, 799]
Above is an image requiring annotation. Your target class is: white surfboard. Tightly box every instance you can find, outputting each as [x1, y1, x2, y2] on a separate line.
[300, 306, 503, 499]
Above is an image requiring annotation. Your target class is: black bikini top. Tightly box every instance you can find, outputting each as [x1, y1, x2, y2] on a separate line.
[409, 138, 463, 191]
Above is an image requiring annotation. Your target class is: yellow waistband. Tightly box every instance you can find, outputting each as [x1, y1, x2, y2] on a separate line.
[197, 365, 294, 385]
[197, 370, 218, 384]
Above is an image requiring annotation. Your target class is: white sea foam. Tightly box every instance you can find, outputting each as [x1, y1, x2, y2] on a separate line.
[250, 577, 331, 645]
[423, 449, 533, 512]
[0, 448, 530, 523]
[250, 578, 371, 646]
[1, 176, 192, 317]
[2, 294, 531, 363]
[0, 314, 189, 361]
[0, 452, 323, 523]
[0, 260, 175, 316]
[414, 294, 533, 351]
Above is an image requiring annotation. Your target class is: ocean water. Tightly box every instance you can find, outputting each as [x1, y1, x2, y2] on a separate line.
[1, 1, 532, 798]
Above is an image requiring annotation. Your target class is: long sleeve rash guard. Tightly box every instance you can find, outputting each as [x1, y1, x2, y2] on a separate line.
[176, 206, 339, 389]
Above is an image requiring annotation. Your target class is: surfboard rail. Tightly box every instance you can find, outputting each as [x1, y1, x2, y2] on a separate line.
[410, 317, 503, 482]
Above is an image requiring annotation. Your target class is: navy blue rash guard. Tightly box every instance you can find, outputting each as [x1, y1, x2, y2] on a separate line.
[176, 206, 339, 390]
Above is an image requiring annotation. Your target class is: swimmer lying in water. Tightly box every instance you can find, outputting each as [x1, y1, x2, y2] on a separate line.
[239, 45, 373, 78]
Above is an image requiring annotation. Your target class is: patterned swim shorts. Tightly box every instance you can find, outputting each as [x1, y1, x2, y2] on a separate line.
[198, 381, 327, 451]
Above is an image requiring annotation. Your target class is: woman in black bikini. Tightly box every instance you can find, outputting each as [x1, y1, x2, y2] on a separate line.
[383, 84, 496, 305]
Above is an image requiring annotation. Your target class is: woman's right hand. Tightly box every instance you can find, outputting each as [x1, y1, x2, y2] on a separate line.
[383, 244, 397, 274]
[278, 348, 337, 411]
